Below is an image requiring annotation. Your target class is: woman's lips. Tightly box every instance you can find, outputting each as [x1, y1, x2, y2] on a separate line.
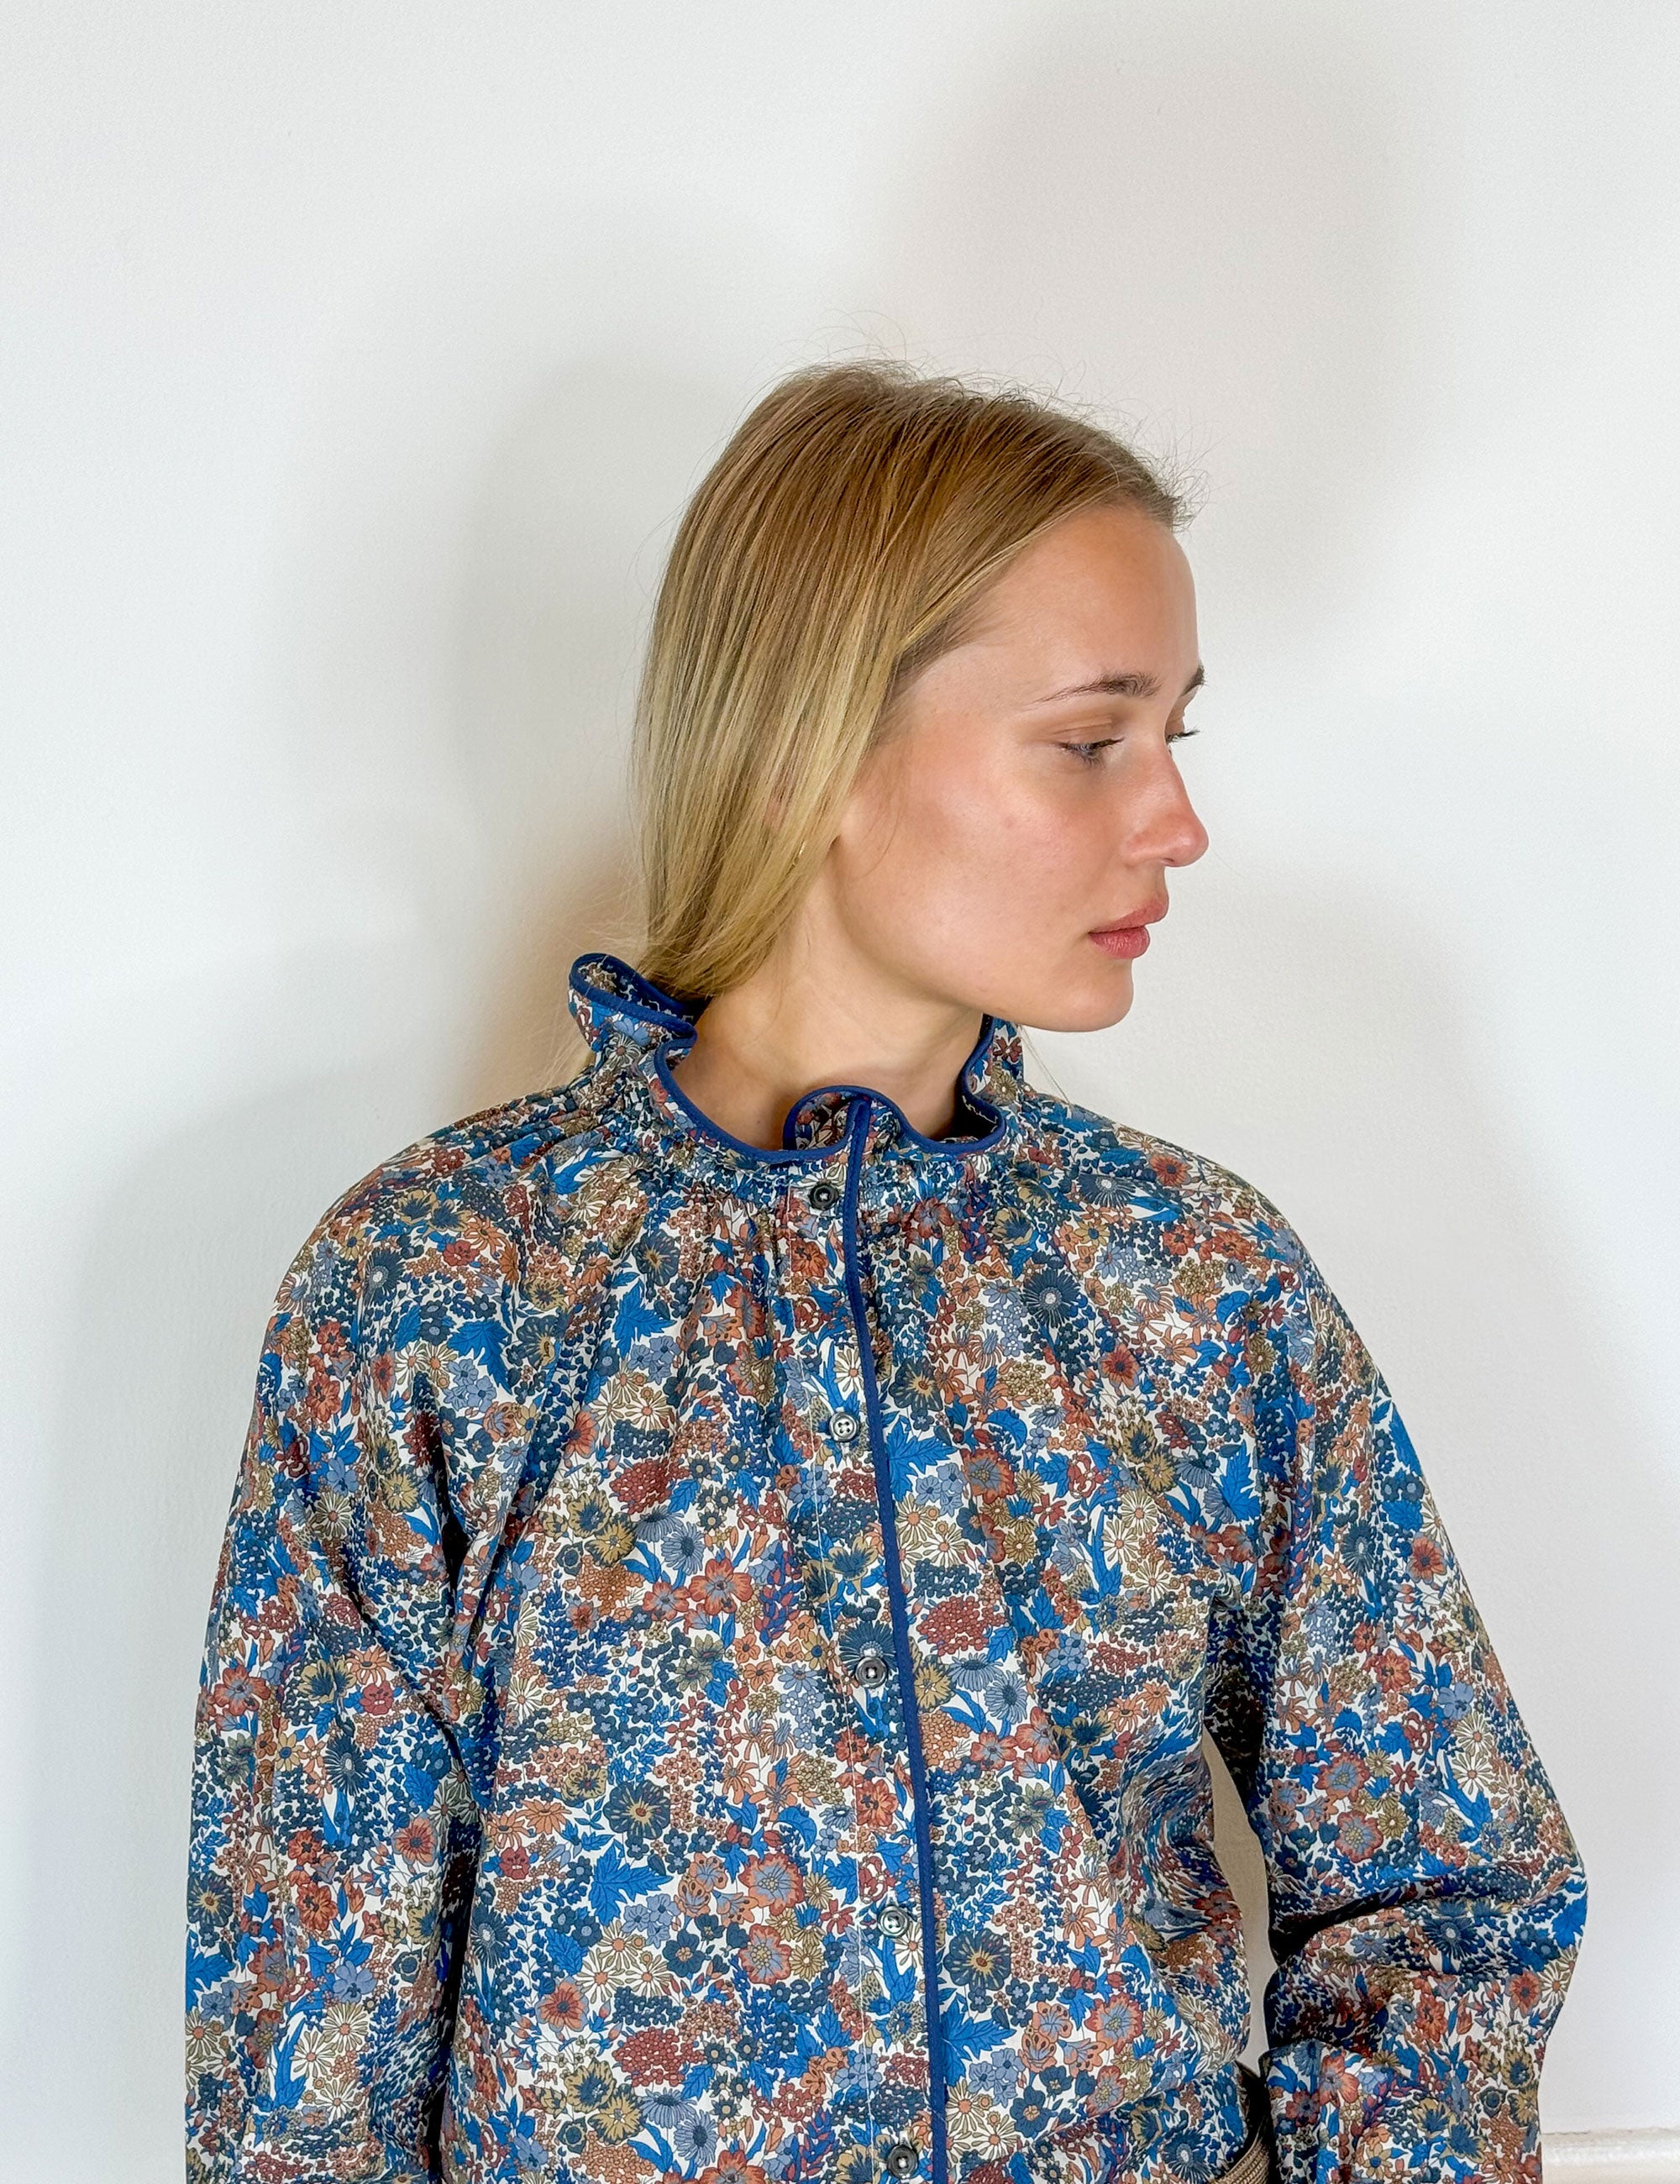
[1089, 924, 1152, 958]
[1088, 903, 1168, 959]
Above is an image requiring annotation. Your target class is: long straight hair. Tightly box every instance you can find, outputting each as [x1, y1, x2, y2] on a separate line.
[561, 360, 1188, 1069]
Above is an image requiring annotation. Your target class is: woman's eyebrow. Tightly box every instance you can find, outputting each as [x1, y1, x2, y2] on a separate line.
[1034, 662, 1205, 705]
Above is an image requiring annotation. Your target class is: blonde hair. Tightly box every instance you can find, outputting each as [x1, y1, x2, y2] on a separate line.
[585, 360, 1188, 1043]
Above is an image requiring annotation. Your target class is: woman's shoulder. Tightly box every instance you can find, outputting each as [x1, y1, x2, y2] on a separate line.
[1021, 1084, 1313, 1279]
[270, 1069, 622, 1325]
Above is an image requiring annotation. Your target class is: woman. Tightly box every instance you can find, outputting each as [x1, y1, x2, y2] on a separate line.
[186, 362, 1585, 2184]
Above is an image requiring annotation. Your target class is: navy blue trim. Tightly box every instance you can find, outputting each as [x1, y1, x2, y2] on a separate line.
[565, 943, 1014, 1164]
[653, 1035, 1010, 1168]
[568, 951, 697, 1037]
[840, 1099, 949, 2184]
[651, 1033, 853, 1168]
[646, 1039, 1005, 1179]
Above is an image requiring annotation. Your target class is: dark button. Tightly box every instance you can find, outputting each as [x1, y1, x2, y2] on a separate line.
[876, 1902, 913, 1938]
[885, 2143, 921, 2178]
[852, 1648, 890, 1690]
[809, 1181, 841, 1210]
[827, 1410, 860, 1441]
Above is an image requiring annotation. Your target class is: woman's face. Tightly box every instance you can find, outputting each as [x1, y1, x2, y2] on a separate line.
[822, 501, 1209, 1034]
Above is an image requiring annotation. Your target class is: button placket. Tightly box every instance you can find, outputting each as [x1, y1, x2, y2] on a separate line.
[803, 1179, 918, 2131]
[831, 1109, 948, 2184]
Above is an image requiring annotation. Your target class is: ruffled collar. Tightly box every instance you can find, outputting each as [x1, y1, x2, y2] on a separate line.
[564, 950, 1026, 1172]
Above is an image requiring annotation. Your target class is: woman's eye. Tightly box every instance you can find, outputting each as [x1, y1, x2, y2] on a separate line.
[1058, 722, 1198, 766]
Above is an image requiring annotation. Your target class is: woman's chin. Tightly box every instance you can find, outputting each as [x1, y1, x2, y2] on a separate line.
[1016, 959, 1136, 1035]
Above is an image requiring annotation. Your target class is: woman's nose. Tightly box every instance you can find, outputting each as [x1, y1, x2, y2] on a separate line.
[1133, 752, 1210, 869]
[1168, 786, 1210, 869]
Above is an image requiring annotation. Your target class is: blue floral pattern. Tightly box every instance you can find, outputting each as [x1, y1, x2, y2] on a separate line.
[186, 953, 1584, 2184]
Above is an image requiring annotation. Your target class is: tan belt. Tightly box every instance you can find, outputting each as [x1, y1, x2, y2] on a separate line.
[1215, 2127, 1273, 2184]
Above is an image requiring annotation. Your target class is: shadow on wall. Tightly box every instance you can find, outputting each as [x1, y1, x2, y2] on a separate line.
[442, 358, 738, 1109]
[862, 0, 1431, 638]
[14, 1016, 423, 2163]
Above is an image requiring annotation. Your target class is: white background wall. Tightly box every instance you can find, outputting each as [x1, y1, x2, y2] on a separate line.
[3, 3, 1677, 2173]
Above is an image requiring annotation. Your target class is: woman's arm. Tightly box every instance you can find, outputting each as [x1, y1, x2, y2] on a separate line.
[186, 1209, 486, 2182]
[1204, 1230, 1587, 2183]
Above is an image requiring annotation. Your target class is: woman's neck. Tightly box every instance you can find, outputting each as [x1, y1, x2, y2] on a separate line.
[666, 942, 985, 1152]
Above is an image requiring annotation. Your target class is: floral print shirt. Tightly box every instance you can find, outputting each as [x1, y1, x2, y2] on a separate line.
[186, 953, 1585, 2184]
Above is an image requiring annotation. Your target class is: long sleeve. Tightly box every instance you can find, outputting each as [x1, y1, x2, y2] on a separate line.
[186, 1207, 487, 2181]
[1203, 1227, 1587, 2183]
